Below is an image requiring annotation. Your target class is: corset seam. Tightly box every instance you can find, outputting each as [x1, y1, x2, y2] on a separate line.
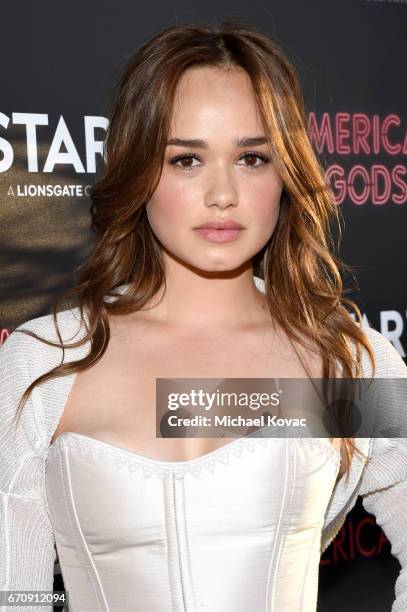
[172, 474, 187, 612]
[62, 448, 109, 611]
[163, 477, 178, 612]
[265, 438, 296, 611]
[181, 476, 199, 609]
[300, 522, 321, 607]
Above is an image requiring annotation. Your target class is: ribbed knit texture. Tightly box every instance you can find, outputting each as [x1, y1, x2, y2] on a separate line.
[1, 288, 407, 611]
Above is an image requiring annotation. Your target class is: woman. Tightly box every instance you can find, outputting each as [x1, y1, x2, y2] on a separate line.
[1, 19, 407, 612]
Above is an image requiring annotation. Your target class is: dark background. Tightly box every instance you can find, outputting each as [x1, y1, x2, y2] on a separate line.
[1, 1, 406, 610]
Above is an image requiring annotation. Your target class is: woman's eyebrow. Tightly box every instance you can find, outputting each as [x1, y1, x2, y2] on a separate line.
[166, 136, 269, 148]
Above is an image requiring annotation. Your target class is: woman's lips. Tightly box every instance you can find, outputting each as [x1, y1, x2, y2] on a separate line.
[194, 227, 244, 243]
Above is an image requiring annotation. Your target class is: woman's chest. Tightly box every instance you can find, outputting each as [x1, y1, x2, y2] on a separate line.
[52, 322, 325, 461]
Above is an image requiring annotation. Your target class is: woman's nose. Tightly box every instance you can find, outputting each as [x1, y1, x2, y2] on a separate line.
[204, 165, 239, 209]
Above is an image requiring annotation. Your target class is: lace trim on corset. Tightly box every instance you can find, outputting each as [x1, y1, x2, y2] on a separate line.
[46, 433, 340, 481]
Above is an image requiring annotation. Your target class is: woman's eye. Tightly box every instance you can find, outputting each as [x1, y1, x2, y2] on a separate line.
[239, 153, 270, 168]
[169, 152, 270, 171]
[170, 155, 201, 170]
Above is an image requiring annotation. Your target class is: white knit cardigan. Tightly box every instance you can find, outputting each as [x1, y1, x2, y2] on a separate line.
[1, 281, 407, 611]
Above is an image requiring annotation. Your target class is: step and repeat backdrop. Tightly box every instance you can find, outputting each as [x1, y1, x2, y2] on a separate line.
[1, 1, 406, 610]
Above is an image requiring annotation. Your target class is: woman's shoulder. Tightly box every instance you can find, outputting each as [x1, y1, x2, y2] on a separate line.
[0, 307, 90, 458]
[359, 324, 407, 378]
[1, 305, 89, 408]
[1, 305, 87, 361]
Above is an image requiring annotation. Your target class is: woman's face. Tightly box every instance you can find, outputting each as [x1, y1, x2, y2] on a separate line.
[146, 65, 283, 273]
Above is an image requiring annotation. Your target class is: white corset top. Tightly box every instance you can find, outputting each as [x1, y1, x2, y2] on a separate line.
[45, 434, 341, 612]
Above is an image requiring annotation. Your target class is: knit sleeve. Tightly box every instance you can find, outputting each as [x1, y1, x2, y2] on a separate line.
[358, 327, 407, 612]
[0, 325, 57, 611]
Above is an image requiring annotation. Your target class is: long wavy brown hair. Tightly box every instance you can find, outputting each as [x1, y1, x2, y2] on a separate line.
[11, 19, 375, 478]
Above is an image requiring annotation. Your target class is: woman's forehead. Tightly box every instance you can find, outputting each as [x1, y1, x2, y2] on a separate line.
[169, 67, 263, 136]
